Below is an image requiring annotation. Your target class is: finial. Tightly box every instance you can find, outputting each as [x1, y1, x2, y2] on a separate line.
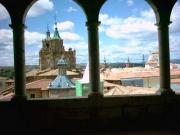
[127, 57, 130, 63]
[104, 56, 106, 63]
[47, 24, 50, 32]
[54, 14, 57, 28]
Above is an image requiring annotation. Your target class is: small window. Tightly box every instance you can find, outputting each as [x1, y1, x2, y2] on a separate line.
[46, 43, 49, 48]
[30, 94, 35, 98]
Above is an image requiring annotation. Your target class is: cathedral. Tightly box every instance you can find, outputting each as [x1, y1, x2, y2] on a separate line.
[39, 23, 76, 70]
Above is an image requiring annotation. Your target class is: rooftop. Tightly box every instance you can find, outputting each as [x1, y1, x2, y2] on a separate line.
[48, 75, 75, 89]
[26, 79, 52, 91]
[26, 68, 79, 77]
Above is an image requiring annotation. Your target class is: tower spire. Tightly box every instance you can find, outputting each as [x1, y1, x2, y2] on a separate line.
[46, 24, 51, 39]
[53, 14, 61, 39]
[54, 14, 57, 28]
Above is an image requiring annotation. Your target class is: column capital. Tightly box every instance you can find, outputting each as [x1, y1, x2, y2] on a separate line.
[86, 21, 101, 27]
[73, 0, 106, 23]
[9, 24, 27, 29]
[146, 0, 177, 26]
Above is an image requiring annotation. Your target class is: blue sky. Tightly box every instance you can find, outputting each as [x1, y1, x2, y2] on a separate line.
[0, 0, 180, 66]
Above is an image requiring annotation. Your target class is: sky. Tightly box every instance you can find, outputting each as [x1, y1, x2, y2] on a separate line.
[0, 0, 180, 66]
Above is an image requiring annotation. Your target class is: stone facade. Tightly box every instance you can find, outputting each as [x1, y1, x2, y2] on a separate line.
[39, 25, 76, 70]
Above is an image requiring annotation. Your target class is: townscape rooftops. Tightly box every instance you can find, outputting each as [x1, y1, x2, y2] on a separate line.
[101, 68, 180, 81]
[26, 68, 79, 77]
[104, 85, 158, 96]
[26, 79, 52, 91]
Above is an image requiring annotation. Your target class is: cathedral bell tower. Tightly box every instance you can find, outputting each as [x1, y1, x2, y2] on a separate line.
[39, 20, 76, 70]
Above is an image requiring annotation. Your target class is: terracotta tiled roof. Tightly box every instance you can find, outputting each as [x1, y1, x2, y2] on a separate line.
[26, 69, 39, 77]
[0, 92, 14, 101]
[101, 68, 180, 81]
[103, 81, 117, 87]
[6, 79, 14, 83]
[26, 79, 52, 91]
[171, 78, 180, 84]
[29, 69, 79, 77]
[105, 85, 157, 96]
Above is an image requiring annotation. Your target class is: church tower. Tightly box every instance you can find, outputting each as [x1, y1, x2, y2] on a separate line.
[39, 23, 76, 70]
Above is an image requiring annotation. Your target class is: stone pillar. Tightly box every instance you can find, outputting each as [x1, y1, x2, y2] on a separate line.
[157, 22, 173, 94]
[73, 0, 106, 97]
[146, 0, 177, 95]
[10, 24, 27, 100]
[86, 22, 101, 94]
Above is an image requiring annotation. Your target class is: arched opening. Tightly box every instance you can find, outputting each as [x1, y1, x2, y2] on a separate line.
[170, 1, 180, 92]
[0, 3, 14, 100]
[99, 0, 159, 96]
[25, 0, 87, 98]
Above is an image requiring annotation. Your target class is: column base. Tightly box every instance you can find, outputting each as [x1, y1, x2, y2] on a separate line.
[88, 92, 103, 106]
[11, 95, 27, 102]
[88, 92, 103, 99]
[157, 88, 175, 96]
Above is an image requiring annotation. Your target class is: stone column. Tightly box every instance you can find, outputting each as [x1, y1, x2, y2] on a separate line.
[73, 0, 106, 97]
[86, 21, 101, 94]
[146, 0, 177, 95]
[157, 22, 173, 94]
[10, 24, 27, 100]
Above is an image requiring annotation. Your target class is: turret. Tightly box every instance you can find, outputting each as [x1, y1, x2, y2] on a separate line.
[57, 58, 67, 75]
[46, 24, 51, 40]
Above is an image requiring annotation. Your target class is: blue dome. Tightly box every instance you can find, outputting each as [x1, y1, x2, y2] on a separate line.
[48, 75, 75, 89]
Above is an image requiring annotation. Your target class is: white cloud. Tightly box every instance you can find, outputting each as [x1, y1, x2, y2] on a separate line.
[103, 16, 156, 39]
[0, 4, 10, 20]
[61, 32, 81, 41]
[27, 0, 54, 17]
[141, 9, 155, 21]
[127, 0, 134, 6]
[25, 31, 45, 46]
[0, 28, 45, 66]
[0, 29, 13, 66]
[99, 11, 160, 63]
[56, 21, 74, 31]
[67, 7, 77, 13]
[0, 29, 13, 46]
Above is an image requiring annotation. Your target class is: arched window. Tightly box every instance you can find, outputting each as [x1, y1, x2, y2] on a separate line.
[0, 4, 14, 100]
[99, 0, 160, 96]
[25, 0, 87, 98]
[170, 1, 180, 92]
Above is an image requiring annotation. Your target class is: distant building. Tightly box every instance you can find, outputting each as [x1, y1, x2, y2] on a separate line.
[125, 57, 131, 68]
[145, 51, 159, 69]
[39, 23, 76, 70]
[48, 58, 75, 98]
[76, 63, 104, 96]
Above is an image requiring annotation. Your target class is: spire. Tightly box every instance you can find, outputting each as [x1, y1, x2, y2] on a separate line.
[46, 24, 51, 39]
[127, 57, 130, 64]
[104, 56, 107, 68]
[53, 15, 61, 39]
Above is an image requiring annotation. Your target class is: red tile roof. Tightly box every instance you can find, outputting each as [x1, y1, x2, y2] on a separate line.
[26, 79, 52, 91]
